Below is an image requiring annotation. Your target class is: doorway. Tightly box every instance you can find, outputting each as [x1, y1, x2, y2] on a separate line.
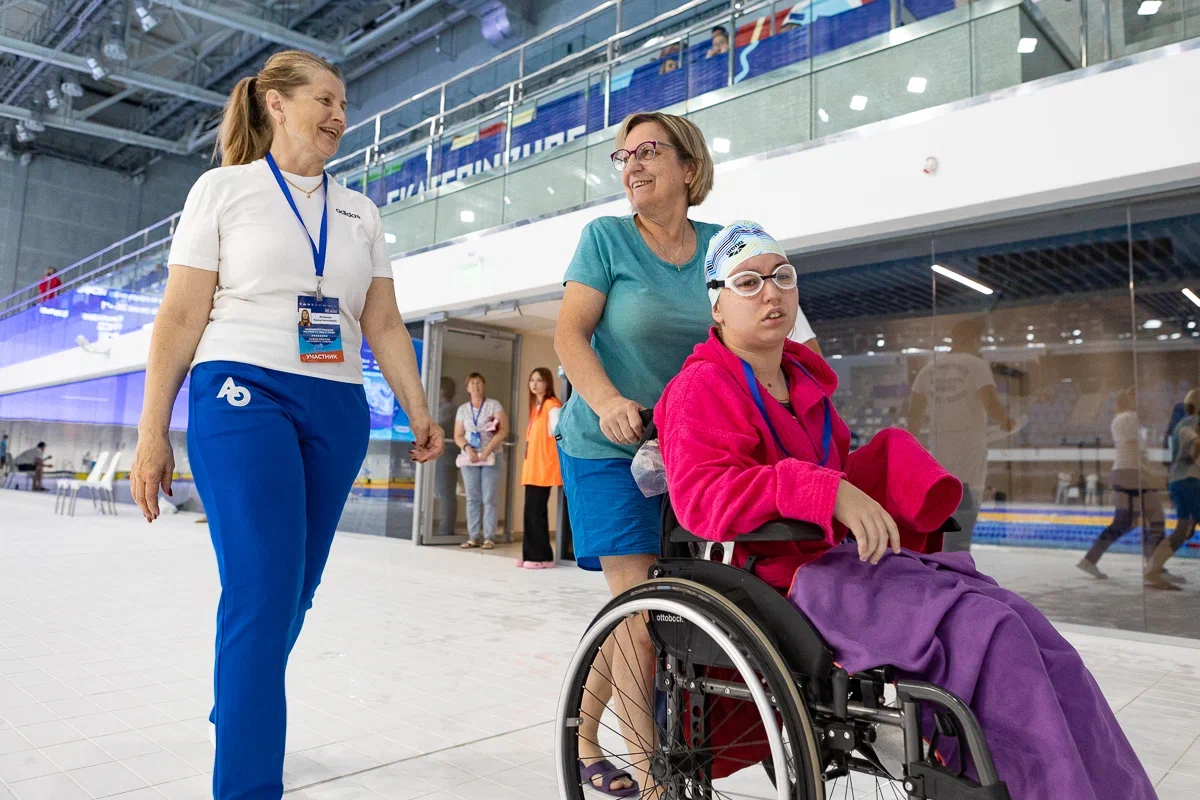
[415, 320, 521, 546]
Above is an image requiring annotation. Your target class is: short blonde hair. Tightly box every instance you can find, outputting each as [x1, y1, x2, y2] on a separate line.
[616, 112, 714, 207]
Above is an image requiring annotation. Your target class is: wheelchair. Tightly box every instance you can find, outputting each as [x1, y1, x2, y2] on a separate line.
[555, 414, 1011, 800]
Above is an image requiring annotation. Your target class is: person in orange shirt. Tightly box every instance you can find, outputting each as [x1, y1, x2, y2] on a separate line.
[518, 367, 563, 568]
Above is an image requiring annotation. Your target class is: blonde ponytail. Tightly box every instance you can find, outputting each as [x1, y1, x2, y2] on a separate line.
[215, 50, 342, 167]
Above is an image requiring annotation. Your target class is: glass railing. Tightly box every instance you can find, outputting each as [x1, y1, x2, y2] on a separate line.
[2, 0, 1196, 375]
[330, 0, 1196, 256]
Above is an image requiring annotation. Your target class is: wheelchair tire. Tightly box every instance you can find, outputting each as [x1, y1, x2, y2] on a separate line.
[556, 578, 825, 799]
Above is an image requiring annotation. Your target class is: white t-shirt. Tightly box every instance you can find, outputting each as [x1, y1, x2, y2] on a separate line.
[788, 307, 815, 344]
[456, 398, 505, 450]
[910, 351, 996, 491]
[1110, 411, 1143, 472]
[168, 159, 393, 383]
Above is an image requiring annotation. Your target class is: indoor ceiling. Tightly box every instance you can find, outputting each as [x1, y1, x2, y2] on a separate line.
[0, 0, 478, 173]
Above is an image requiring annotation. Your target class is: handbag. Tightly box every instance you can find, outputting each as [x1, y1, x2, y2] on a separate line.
[456, 451, 496, 468]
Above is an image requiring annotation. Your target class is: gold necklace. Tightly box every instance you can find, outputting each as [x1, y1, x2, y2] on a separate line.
[282, 174, 322, 199]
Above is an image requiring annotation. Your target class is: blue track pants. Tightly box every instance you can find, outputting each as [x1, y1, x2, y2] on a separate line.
[187, 361, 369, 800]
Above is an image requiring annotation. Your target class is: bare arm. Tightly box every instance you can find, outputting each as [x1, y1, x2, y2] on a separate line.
[454, 419, 468, 450]
[360, 277, 443, 462]
[554, 281, 643, 444]
[132, 265, 217, 521]
[979, 385, 1016, 430]
[906, 391, 928, 437]
[482, 410, 510, 459]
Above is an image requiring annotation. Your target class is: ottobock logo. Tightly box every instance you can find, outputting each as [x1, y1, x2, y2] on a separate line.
[217, 377, 251, 407]
[654, 613, 685, 624]
[335, 208, 361, 219]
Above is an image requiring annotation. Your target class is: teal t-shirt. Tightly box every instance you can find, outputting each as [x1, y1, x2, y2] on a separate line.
[558, 215, 723, 461]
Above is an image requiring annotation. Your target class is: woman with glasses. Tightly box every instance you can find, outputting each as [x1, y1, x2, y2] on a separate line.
[554, 112, 814, 796]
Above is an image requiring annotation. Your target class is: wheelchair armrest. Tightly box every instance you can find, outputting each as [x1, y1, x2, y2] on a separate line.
[669, 519, 826, 544]
[941, 517, 961, 533]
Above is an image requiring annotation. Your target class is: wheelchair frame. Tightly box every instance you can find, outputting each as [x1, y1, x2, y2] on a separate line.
[557, 495, 1010, 797]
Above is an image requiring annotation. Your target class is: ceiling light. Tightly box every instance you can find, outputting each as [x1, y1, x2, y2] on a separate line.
[546, 186, 555, 195]
[931, 264, 994, 295]
[384, 233, 396, 244]
[60, 79, 83, 98]
[712, 137, 731, 154]
[907, 77, 927, 94]
[103, 39, 128, 62]
[831, 354, 842, 359]
[503, 196, 511, 205]
[136, 5, 160, 32]
[1073, 329, 1081, 336]
[817, 108, 829, 123]
[1137, 0, 1162, 14]
[1157, 334, 1169, 341]
[1188, 321, 1197, 329]
[1026, 333, 1035, 341]
[1017, 38, 1038, 54]
[14, 123, 35, 143]
[1183, 288, 1200, 308]
[1143, 318, 1163, 329]
[459, 209, 475, 223]
[1171, 332, 1182, 339]
[45, 88, 60, 111]
[876, 339, 885, 347]
[849, 95, 868, 111]
[86, 56, 107, 80]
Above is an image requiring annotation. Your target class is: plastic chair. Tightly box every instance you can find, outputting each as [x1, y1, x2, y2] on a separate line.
[56, 452, 109, 516]
[1055, 472, 1072, 505]
[95, 451, 122, 515]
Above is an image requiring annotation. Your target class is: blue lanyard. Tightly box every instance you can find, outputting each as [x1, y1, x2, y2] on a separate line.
[470, 400, 487, 429]
[741, 358, 832, 466]
[265, 152, 329, 296]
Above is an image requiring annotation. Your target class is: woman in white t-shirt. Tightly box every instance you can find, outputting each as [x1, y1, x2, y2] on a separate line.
[1077, 387, 1171, 587]
[128, 50, 444, 799]
[454, 373, 510, 548]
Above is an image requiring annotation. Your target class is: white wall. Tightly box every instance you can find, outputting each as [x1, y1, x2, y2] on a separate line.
[2, 45, 1197, 396]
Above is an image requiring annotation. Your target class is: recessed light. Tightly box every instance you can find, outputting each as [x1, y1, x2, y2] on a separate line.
[460, 210, 475, 223]
[931, 264, 994, 295]
[1017, 38, 1038, 54]
[712, 137, 731, 154]
[1171, 332, 1182, 340]
[907, 77, 927, 94]
[1183, 288, 1200, 308]
[1157, 334, 1169, 341]
[850, 95, 868, 111]
[384, 233, 396, 244]
[1143, 318, 1163, 329]
[1138, 0, 1162, 14]
[818, 108, 829, 123]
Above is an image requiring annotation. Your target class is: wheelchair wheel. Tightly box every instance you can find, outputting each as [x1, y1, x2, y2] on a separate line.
[556, 578, 825, 799]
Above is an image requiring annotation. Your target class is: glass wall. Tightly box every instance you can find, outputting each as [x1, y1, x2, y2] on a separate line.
[801, 190, 1200, 638]
[0, 322, 428, 539]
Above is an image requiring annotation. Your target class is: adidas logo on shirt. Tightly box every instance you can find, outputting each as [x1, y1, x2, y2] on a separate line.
[335, 208, 361, 219]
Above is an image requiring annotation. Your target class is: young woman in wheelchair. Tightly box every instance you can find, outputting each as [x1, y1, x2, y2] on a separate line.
[644, 221, 1154, 799]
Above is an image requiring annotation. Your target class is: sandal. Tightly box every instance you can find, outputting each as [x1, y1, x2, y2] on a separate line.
[578, 759, 638, 797]
[460, 540, 480, 549]
[481, 540, 495, 550]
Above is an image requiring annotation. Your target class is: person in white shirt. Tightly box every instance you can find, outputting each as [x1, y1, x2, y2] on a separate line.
[1077, 387, 1173, 587]
[128, 50, 444, 800]
[454, 373, 510, 548]
[907, 318, 1015, 551]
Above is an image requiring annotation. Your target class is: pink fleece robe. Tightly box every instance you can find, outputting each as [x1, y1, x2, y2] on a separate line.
[657, 330, 961, 590]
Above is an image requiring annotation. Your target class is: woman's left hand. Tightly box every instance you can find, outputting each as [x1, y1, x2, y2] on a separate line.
[409, 415, 445, 463]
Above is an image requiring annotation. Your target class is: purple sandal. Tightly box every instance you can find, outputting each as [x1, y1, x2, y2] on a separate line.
[579, 759, 639, 797]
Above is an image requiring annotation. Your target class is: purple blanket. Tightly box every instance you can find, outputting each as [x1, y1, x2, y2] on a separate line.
[787, 544, 1155, 799]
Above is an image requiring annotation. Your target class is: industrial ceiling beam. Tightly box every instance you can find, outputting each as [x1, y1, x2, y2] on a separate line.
[0, 102, 190, 154]
[0, 33, 228, 106]
[341, 0, 443, 60]
[156, 0, 342, 61]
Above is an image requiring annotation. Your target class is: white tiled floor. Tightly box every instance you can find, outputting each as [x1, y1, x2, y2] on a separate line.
[0, 489, 1198, 799]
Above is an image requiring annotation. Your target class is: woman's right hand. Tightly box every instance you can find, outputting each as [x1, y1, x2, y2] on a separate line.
[833, 480, 900, 564]
[598, 395, 645, 446]
[466, 446, 480, 464]
[130, 432, 175, 524]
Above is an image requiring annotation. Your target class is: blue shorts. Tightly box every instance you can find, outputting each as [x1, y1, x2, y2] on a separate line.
[558, 446, 661, 571]
[1170, 478, 1200, 520]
